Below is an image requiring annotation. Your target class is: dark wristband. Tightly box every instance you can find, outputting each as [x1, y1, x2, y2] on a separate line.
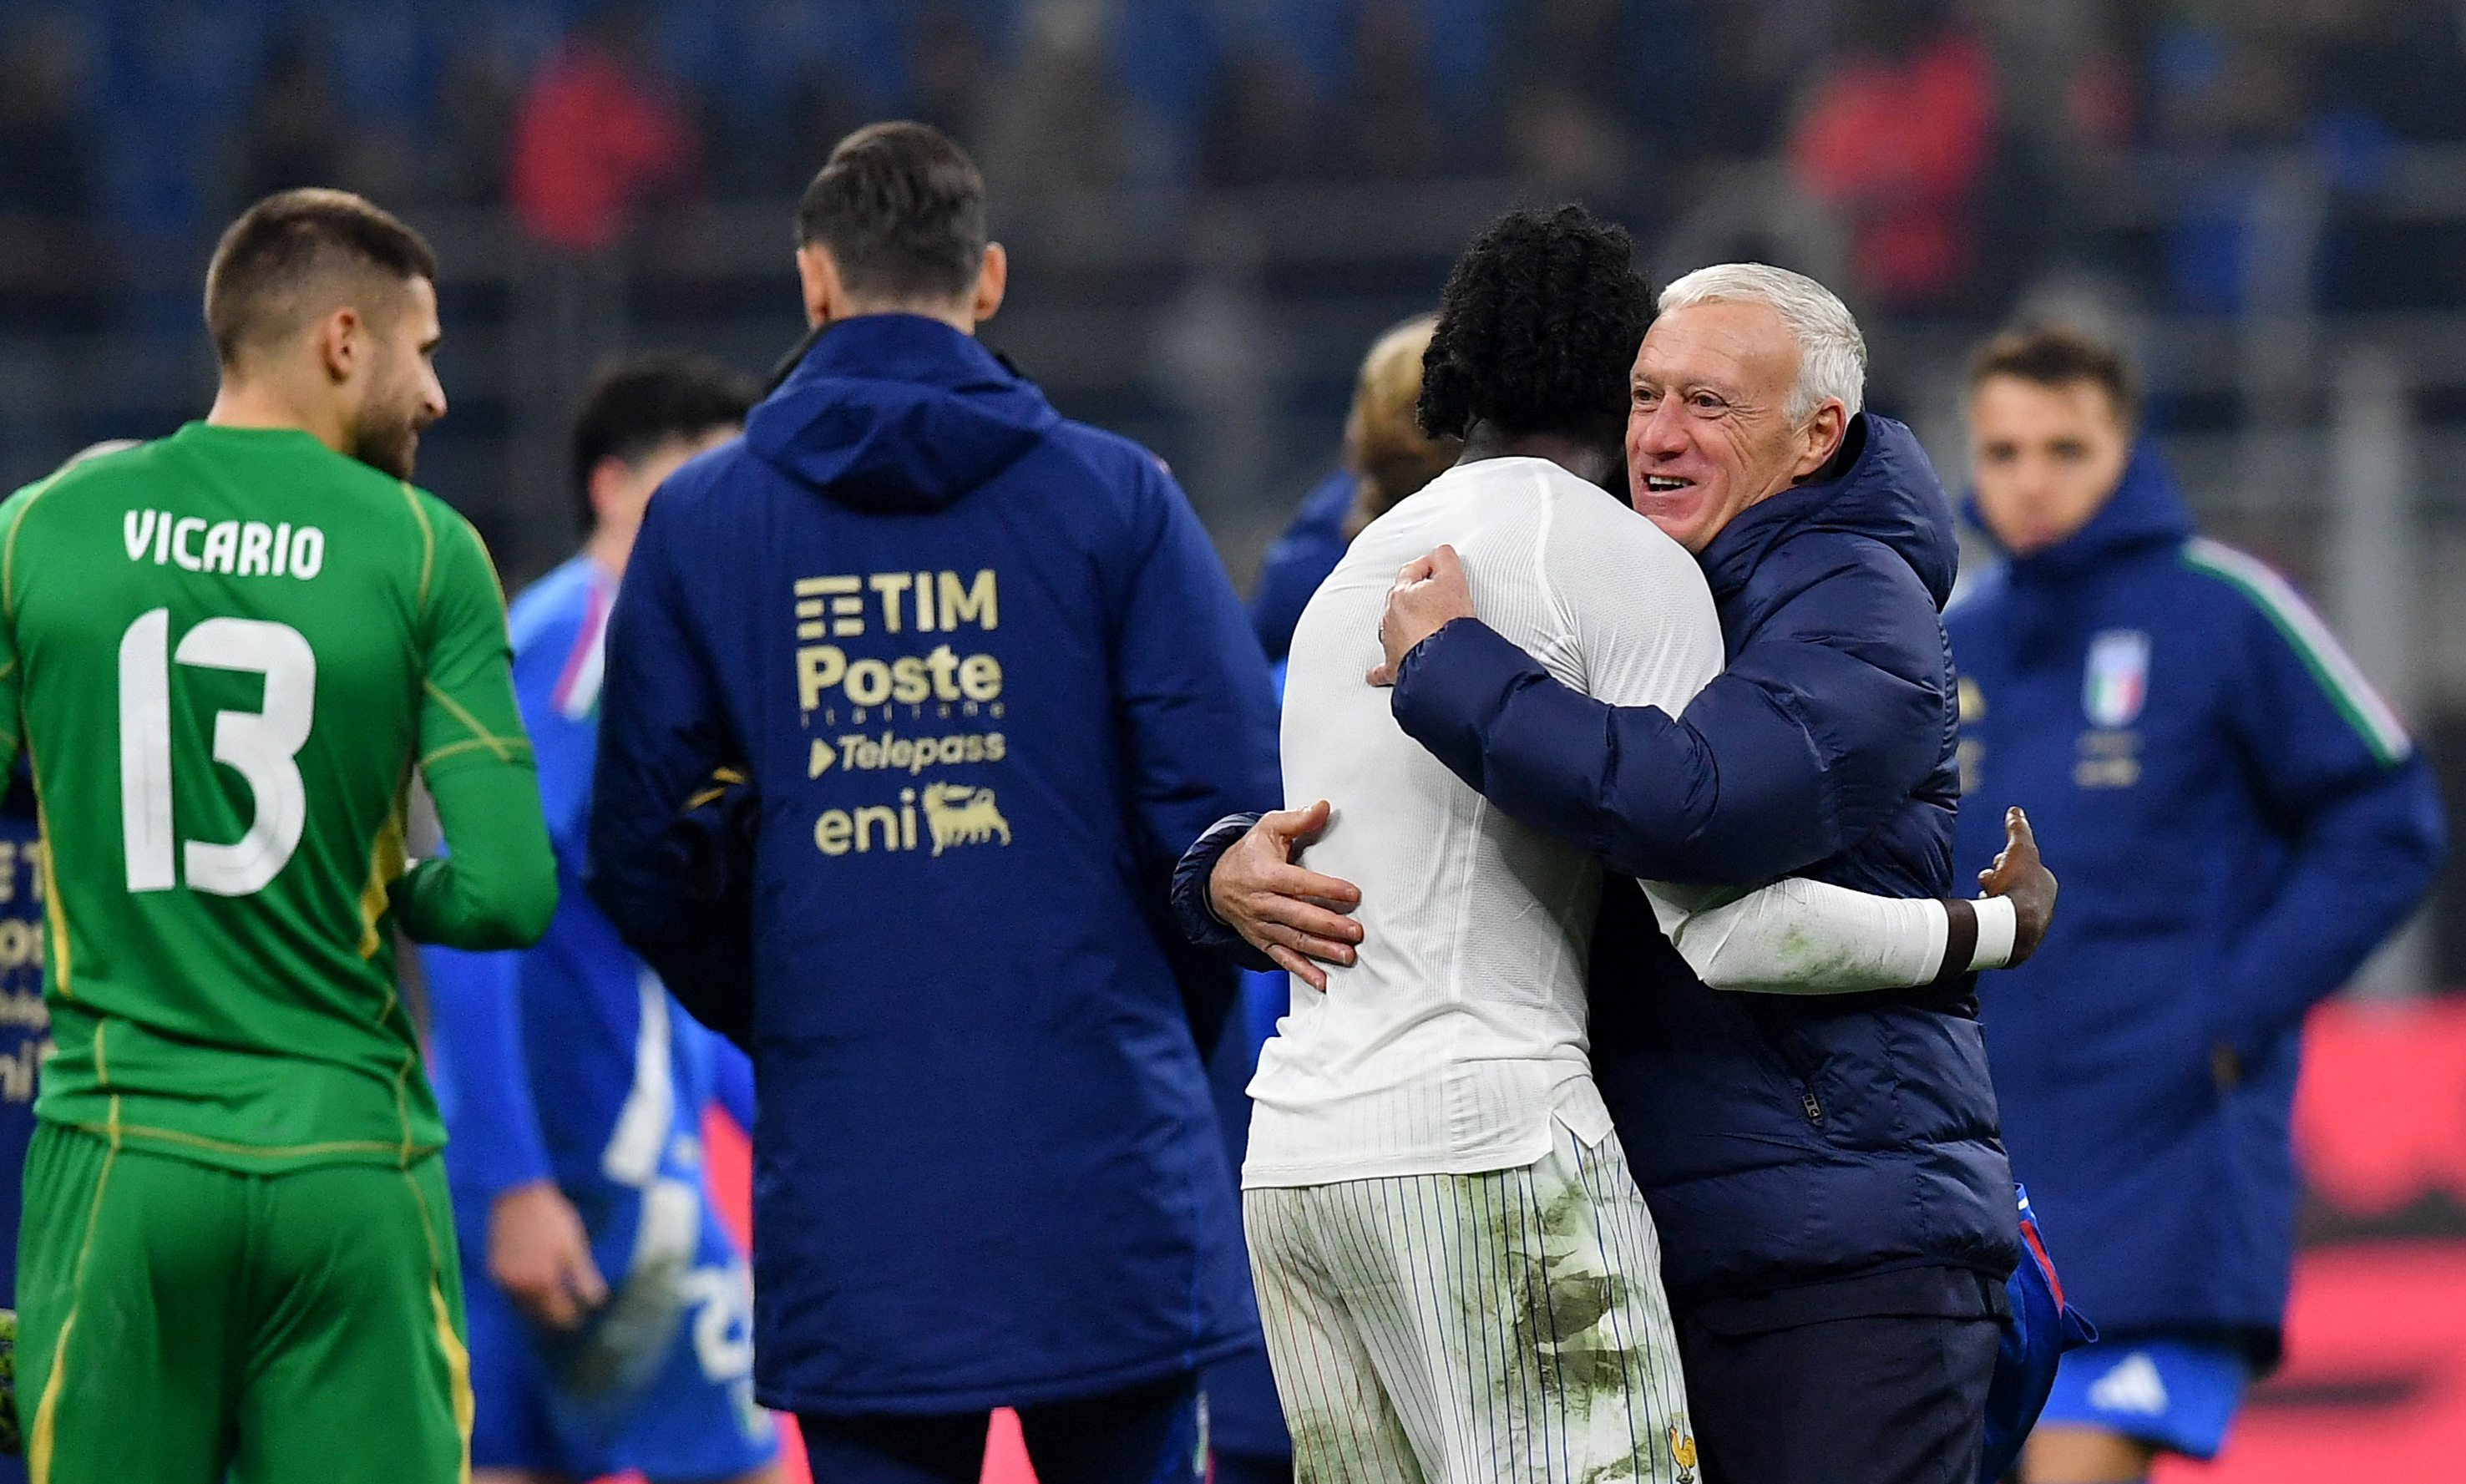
[1933, 898, 1980, 987]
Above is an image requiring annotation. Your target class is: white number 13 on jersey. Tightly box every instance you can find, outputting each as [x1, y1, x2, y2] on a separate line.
[119, 608, 316, 896]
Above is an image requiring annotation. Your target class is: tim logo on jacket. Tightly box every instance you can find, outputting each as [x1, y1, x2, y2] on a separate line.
[794, 566, 1015, 860]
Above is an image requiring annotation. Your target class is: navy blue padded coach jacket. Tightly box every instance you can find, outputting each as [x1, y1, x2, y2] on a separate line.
[1388, 414, 2022, 1314]
[587, 314, 1282, 1416]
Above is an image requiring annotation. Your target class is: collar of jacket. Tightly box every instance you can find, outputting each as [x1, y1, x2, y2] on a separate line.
[1963, 442, 2195, 586]
[746, 312, 1058, 512]
[1695, 413, 1962, 615]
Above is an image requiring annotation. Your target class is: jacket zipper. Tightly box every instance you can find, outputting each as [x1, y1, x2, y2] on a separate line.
[1792, 1078, 1825, 1124]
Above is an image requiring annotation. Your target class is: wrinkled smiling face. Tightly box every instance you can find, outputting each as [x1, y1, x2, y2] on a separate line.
[347, 276, 447, 481]
[1625, 300, 1826, 554]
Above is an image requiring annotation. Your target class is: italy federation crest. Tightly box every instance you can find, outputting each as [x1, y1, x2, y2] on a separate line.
[2083, 629, 2150, 728]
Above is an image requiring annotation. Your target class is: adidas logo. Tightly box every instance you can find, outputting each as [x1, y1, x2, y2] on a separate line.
[2087, 1352, 2170, 1416]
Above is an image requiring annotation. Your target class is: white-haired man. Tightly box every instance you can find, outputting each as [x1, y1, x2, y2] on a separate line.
[1203, 264, 2032, 1484]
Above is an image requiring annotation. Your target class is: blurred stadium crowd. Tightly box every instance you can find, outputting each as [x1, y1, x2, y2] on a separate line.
[4, 0, 2466, 990]
[4, 2, 2466, 311]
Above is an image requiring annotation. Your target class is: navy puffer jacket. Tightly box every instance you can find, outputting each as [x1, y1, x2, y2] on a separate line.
[1389, 414, 2021, 1309]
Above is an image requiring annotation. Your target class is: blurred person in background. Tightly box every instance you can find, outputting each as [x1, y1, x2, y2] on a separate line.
[1946, 325, 2447, 1482]
[0, 15, 101, 482]
[587, 122, 1280, 1484]
[509, 1, 697, 255]
[1246, 312, 1457, 663]
[1333, 1, 1445, 183]
[422, 352, 777, 1484]
[978, 0, 1136, 201]
[1788, 0, 1998, 315]
[0, 766, 37, 1483]
[1501, 0, 1642, 207]
[909, 5, 997, 155]
[1202, 45, 1327, 189]
[431, 39, 523, 209]
[229, 31, 347, 212]
[0, 16, 99, 335]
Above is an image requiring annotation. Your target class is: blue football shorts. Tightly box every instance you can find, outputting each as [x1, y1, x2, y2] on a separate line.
[2036, 1330, 2251, 1461]
[464, 1188, 777, 1481]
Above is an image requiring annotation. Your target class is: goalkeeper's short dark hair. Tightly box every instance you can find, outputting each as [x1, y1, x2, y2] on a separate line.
[205, 188, 438, 367]
[569, 351, 759, 533]
[796, 121, 987, 305]
[1416, 205, 1654, 443]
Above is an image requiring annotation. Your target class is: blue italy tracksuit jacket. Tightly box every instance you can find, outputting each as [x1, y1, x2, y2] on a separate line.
[423, 556, 754, 1269]
[1945, 445, 2443, 1361]
[585, 314, 1282, 1416]
[1385, 415, 2022, 1311]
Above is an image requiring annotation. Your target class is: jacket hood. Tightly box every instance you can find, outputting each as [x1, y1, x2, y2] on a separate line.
[1697, 413, 1962, 611]
[1964, 442, 2195, 581]
[744, 314, 1058, 512]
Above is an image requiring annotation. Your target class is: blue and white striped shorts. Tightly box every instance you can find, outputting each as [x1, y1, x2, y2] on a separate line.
[1243, 1122, 1699, 1484]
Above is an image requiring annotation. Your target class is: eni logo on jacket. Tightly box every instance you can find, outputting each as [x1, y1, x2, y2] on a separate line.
[921, 784, 1010, 855]
[813, 785, 1012, 858]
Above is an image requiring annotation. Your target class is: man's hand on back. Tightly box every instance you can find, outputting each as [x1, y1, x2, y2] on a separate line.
[1207, 800, 1365, 990]
[488, 1179, 608, 1331]
[1978, 807, 2057, 965]
[1369, 544, 1476, 686]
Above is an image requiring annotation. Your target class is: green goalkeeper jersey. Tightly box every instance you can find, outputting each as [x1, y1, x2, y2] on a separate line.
[0, 423, 557, 1173]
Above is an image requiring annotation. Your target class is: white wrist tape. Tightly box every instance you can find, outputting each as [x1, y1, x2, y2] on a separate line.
[1968, 895, 2018, 972]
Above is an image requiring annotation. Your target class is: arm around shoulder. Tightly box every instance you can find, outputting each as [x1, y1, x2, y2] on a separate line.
[1386, 520, 1861, 886]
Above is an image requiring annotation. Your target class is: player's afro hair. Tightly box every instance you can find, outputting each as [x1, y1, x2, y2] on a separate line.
[1416, 205, 1653, 443]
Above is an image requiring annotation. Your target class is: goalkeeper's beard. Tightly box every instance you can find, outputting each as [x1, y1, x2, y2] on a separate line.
[347, 371, 428, 481]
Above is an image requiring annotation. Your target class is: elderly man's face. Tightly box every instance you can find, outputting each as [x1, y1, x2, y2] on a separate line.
[1626, 301, 1846, 554]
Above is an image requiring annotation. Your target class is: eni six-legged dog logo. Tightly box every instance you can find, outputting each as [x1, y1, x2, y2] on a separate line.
[922, 784, 1010, 856]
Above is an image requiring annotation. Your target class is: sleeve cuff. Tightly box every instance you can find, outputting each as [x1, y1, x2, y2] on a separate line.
[1969, 894, 2019, 971]
[1170, 813, 1277, 971]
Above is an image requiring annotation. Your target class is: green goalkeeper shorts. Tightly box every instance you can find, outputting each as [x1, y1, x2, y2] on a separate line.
[13, 1122, 472, 1483]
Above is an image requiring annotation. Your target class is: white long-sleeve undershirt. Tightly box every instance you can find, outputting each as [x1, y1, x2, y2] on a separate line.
[1647, 880, 2018, 993]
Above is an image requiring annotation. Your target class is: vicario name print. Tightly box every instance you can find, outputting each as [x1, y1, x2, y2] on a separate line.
[123, 509, 325, 580]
